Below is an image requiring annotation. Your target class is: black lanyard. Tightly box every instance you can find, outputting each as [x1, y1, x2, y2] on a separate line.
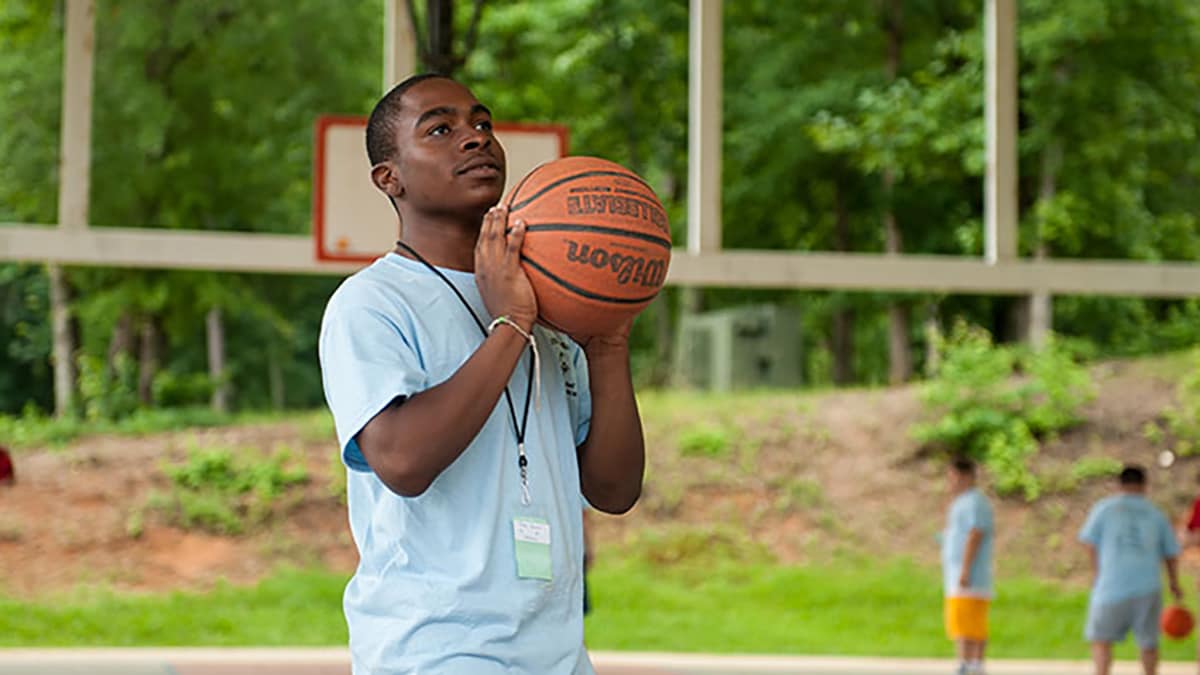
[394, 241, 535, 501]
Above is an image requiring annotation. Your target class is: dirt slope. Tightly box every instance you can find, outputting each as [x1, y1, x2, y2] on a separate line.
[1, 356, 1195, 598]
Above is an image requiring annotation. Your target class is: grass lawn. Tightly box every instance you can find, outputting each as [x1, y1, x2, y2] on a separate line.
[3, 558, 1196, 661]
[0, 569, 348, 646]
[586, 556, 1196, 661]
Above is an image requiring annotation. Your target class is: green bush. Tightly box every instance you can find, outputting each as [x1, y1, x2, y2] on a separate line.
[148, 444, 309, 535]
[77, 353, 140, 422]
[1070, 456, 1124, 482]
[677, 424, 732, 458]
[151, 370, 216, 408]
[0, 405, 88, 449]
[913, 324, 1095, 500]
[0, 406, 274, 450]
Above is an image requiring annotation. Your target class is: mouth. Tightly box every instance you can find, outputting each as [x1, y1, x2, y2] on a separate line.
[457, 158, 503, 177]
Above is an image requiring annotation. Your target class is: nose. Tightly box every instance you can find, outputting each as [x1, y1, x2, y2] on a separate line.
[460, 127, 491, 153]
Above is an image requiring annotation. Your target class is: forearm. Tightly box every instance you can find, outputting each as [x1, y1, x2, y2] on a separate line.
[1166, 557, 1181, 589]
[577, 344, 645, 514]
[358, 325, 529, 496]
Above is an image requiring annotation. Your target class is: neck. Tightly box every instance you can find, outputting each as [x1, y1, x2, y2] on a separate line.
[394, 216, 482, 272]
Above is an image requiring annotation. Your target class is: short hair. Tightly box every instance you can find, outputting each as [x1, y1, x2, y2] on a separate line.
[951, 456, 976, 476]
[366, 72, 449, 165]
[1119, 465, 1147, 486]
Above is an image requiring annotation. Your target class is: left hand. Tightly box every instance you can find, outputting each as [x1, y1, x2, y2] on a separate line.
[570, 316, 633, 354]
[958, 571, 971, 589]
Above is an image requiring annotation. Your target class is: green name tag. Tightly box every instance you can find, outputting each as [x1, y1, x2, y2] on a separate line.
[513, 516, 552, 580]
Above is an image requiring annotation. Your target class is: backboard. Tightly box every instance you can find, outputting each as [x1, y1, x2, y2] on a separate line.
[313, 116, 568, 263]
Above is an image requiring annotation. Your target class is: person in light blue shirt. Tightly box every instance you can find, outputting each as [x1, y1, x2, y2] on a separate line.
[319, 73, 646, 674]
[1079, 465, 1182, 675]
[941, 457, 995, 675]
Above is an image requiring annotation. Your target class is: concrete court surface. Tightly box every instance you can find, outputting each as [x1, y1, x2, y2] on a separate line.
[0, 650, 1196, 675]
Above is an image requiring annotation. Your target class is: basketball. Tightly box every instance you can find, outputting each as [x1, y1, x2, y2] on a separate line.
[1162, 604, 1194, 639]
[506, 156, 671, 336]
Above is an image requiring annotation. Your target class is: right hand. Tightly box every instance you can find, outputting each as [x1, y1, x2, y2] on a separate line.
[475, 205, 537, 331]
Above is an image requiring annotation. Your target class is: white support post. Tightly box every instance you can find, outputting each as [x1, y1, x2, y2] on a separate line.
[383, 0, 418, 91]
[57, 0, 96, 232]
[48, 0, 97, 417]
[687, 0, 723, 254]
[984, 0, 1017, 264]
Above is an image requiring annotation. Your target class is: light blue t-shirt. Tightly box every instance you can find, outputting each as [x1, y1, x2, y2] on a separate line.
[1079, 493, 1179, 606]
[942, 488, 995, 598]
[318, 252, 594, 675]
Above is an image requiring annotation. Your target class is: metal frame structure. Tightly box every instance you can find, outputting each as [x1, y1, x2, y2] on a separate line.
[1, 0, 1197, 299]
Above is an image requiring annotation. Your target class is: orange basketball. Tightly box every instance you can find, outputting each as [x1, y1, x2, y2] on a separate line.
[506, 156, 671, 336]
[1162, 604, 1194, 639]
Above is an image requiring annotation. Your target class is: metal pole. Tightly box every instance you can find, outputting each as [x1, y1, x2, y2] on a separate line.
[984, 0, 1018, 264]
[49, 0, 97, 417]
[57, 0, 96, 232]
[687, 0, 723, 254]
[384, 0, 418, 91]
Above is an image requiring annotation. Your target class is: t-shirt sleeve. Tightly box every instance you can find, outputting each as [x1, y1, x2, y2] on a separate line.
[1186, 498, 1200, 531]
[570, 343, 592, 447]
[967, 494, 993, 533]
[319, 293, 427, 473]
[1079, 504, 1103, 545]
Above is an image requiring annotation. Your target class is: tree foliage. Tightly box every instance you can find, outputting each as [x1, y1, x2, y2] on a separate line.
[1, 0, 1199, 415]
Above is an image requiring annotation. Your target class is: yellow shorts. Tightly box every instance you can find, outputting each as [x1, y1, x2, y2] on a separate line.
[945, 596, 990, 641]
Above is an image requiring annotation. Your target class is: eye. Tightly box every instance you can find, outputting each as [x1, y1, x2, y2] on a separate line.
[429, 124, 450, 137]
[475, 119, 493, 132]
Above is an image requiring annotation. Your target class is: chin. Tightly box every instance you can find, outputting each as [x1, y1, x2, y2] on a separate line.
[467, 189, 505, 213]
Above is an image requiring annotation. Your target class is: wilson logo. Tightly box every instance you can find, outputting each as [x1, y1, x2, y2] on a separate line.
[564, 241, 666, 288]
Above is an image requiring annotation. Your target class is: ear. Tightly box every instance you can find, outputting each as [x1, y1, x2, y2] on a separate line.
[371, 161, 404, 199]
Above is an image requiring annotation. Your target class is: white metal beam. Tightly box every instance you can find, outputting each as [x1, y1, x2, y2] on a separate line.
[984, 0, 1018, 264]
[0, 225, 361, 276]
[687, 0, 723, 254]
[4, 224, 1199, 297]
[383, 0, 418, 91]
[57, 0, 96, 232]
[667, 250, 1200, 297]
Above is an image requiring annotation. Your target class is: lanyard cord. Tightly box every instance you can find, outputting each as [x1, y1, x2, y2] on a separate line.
[394, 242, 535, 504]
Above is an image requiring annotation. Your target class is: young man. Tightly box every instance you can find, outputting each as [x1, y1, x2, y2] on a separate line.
[1080, 465, 1182, 675]
[942, 457, 995, 675]
[319, 74, 645, 674]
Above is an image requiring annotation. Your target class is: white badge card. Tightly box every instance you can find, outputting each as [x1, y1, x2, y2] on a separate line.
[513, 516, 552, 580]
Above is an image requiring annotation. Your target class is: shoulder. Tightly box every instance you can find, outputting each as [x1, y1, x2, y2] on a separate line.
[951, 491, 974, 509]
[1090, 496, 1118, 516]
[322, 256, 441, 327]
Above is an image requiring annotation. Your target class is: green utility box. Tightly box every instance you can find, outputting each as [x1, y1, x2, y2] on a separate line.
[674, 304, 803, 391]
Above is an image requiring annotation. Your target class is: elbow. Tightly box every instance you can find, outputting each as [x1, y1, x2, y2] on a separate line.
[590, 484, 642, 515]
[370, 447, 439, 498]
[380, 470, 435, 498]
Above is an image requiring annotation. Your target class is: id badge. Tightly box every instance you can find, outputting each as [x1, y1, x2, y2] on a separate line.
[513, 516, 552, 580]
